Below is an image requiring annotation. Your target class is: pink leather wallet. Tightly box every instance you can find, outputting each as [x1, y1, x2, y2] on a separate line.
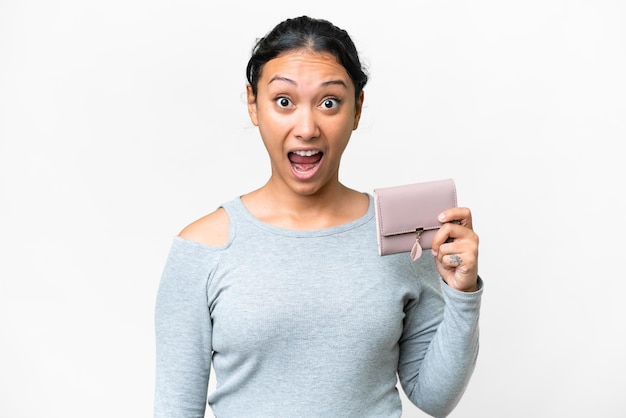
[373, 178, 457, 261]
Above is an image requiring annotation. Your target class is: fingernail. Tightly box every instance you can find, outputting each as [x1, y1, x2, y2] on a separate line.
[431, 249, 438, 256]
[438, 213, 446, 222]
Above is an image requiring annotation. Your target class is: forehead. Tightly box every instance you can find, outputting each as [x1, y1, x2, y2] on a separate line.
[260, 50, 353, 87]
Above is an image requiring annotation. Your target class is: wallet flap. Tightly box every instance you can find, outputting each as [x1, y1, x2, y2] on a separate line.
[374, 179, 457, 238]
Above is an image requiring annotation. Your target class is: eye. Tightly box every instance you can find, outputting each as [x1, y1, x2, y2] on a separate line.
[275, 97, 292, 108]
[321, 98, 340, 109]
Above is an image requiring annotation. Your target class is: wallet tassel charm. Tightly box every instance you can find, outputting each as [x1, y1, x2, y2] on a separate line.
[410, 228, 424, 261]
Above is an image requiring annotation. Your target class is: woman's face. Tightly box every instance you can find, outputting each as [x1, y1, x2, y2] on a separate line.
[247, 50, 363, 197]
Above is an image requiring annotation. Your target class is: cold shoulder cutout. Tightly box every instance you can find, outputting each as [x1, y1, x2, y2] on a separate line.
[178, 207, 230, 247]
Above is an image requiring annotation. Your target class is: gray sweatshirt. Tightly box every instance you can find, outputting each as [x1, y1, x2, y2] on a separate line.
[155, 195, 482, 418]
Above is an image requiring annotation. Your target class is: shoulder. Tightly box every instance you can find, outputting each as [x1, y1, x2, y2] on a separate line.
[178, 207, 230, 247]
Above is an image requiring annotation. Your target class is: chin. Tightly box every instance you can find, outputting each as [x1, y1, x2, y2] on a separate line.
[283, 179, 324, 196]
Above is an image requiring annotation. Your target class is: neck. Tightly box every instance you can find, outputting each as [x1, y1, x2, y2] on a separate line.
[241, 178, 367, 230]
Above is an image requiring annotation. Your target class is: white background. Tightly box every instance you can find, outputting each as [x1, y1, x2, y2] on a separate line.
[1, 1, 625, 417]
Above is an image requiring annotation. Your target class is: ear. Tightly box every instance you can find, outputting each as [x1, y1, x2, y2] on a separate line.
[352, 90, 365, 130]
[246, 85, 259, 126]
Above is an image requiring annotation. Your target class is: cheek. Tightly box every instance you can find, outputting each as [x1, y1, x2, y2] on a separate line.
[258, 123, 287, 155]
[257, 104, 286, 129]
[330, 120, 356, 146]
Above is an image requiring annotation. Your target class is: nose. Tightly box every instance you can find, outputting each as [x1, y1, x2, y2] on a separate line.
[293, 107, 320, 141]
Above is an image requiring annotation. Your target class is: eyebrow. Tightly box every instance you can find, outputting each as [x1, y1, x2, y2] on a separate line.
[268, 76, 348, 89]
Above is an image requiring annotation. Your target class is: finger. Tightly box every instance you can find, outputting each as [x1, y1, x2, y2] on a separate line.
[446, 253, 463, 267]
[436, 239, 478, 269]
[433, 248, 464, 271]
[438, 207, 473, 229]
[431, 221, 475, 255]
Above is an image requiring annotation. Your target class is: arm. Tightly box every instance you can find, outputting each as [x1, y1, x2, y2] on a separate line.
[398, 274, 482, 417]
[154, 238, 216, 418]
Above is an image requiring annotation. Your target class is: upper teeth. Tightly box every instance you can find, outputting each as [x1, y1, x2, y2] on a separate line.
[294, 150, 319, 157]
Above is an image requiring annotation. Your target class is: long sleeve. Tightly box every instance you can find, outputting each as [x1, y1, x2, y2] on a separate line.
[398, 272, 483, 418]
[154, 238, 218, 418]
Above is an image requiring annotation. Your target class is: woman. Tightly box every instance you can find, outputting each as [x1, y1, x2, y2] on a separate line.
[155, 15, 482, 418]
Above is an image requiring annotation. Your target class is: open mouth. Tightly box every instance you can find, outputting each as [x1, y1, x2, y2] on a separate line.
[288, 150, 323, 174]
